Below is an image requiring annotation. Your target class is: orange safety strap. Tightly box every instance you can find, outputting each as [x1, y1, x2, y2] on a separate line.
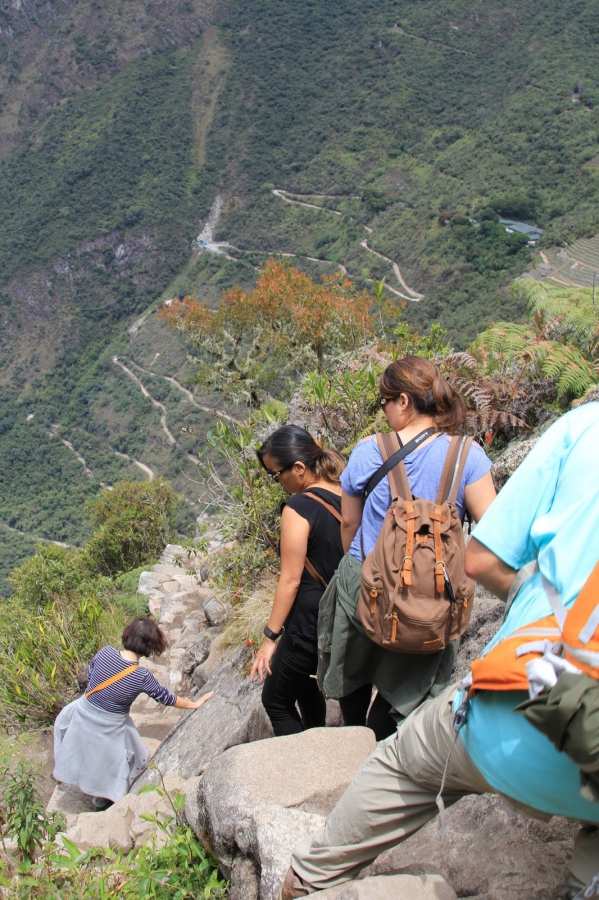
[85, 663, 139, 699]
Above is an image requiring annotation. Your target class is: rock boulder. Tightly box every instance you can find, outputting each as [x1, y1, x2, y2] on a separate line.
[196, 725, 376, 900]
[363, 793, 578, 900]
[132, 645, 272, 788]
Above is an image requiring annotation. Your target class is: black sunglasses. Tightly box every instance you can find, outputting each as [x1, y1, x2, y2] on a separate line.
[264, 463, 293, 481]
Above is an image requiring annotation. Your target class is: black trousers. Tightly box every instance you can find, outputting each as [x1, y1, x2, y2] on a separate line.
[262, 632, 326, 737]
[339, 683, 399, 741]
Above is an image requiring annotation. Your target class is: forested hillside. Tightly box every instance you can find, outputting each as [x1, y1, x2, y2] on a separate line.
[2, 0, 599, 592]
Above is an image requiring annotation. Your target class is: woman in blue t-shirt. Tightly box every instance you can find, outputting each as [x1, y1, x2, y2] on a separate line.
[320, 356, 496, 739]
[250, 426, 345, 736]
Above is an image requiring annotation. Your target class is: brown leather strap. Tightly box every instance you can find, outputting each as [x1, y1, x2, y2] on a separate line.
[376, 433, 412, 501]
[401, 498, 416, 587]
[302, 491, 342, 523]
[304, 557, 328, 588]
[300, 492, 342, 588]
[432, 505, 446, 593]
[85, 663, 139, 699]
[435, 436, 462, 505]
[447, 436, 473, 506]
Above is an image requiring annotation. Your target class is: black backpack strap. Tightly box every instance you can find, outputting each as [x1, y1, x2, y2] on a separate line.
[362, 427, 438, 500]
[435, 435, 473, 506]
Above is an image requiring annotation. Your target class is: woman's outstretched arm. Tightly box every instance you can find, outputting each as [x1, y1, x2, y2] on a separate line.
[249, 506, 310, 683]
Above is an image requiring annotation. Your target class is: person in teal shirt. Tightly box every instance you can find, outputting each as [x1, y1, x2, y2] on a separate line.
[278, 403, 599, 900]
[462, 401, 599, 898]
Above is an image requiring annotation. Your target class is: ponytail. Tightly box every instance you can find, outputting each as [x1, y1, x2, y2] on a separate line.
[379, 356, 466, 433]
[257, 425, 345, 482]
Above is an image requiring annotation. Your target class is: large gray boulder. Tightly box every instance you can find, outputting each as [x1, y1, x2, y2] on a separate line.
[132, 644, 272, 789]
[315, 874, 457, 899]
[363, 793, 578, 900]
[196, 726, 376, 900]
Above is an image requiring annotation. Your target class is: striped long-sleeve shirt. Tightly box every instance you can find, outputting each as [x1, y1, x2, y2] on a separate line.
[85, 646, 177, 714]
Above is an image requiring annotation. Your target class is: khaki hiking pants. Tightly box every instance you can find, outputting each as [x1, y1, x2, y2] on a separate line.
[291, 685, 599, 892]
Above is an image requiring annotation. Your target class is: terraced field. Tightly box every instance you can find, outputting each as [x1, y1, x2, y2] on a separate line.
[545, 234, 599, 287]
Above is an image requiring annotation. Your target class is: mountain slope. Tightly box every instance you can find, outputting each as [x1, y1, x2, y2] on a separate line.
[2, 0, 599, 591]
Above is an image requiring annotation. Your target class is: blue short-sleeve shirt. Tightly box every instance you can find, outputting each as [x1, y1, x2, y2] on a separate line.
[341, 433, 492, 561]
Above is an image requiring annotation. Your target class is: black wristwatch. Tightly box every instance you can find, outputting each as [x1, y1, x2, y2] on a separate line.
[263, 625, 282, 641]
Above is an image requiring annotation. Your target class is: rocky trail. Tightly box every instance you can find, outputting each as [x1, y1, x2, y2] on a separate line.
[113, 356, 177, 446]
[128, 360, 243, 426]
[193, 188, 425, 306]
[45, 531, 579, 900]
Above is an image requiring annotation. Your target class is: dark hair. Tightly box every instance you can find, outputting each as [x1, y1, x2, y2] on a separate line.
[379, 355, 466, 433]
[122, 617, 169, 658]
[257, 425, 345, 482]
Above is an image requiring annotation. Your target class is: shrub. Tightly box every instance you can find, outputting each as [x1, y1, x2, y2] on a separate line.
[85, 479, 179, 576]
[0, 593, 124, 727]
[0, 763, 65, 861]
[8, 545, 111, 613]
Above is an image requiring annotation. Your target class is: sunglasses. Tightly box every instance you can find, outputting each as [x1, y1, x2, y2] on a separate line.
[380, 397, 397, 408]
[264, 463, 293, 481]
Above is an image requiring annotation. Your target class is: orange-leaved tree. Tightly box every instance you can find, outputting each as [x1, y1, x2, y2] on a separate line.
[160, 258, 376, 401]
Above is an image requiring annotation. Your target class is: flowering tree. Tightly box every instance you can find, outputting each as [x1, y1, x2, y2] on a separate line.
[161, 258, 377, 401]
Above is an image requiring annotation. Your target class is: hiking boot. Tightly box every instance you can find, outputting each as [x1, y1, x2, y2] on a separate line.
[556, 874, 599, 900]
[277, 866, 311, 899]
[574, 875, 599, 899]
[91, 796, 114, 811]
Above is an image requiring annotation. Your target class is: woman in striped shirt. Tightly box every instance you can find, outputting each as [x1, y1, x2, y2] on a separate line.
[54, 616, 212, 809]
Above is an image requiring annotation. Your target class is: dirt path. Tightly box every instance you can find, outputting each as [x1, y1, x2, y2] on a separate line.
[113, 357, 177, 445]
[272, 189, 343, 215]
[271, 187, 424, 301]
[388, 25, 476, 56]
[360, 241, 423, 301]
[128, 361, 243, 426]
[114, 450, 155, 481]
[49, 425, 93, 478]
[0, 521, 73, 548]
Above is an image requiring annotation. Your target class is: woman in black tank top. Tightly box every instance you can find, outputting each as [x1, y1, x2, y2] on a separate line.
[250, 426, 345, 736]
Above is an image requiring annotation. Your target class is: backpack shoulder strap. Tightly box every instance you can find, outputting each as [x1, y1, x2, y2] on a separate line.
[304, 557, 328, 588]
[302, 491, 342, 523]
[376, 433, 412, 501]
[435, 435, 473, 506]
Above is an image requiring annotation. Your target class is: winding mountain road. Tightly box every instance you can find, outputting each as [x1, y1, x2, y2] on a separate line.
[113, 357, 177, 445]
[271, 187, 423, 301]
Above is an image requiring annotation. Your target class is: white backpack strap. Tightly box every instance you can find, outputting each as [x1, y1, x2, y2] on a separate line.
[504, 560, 538, 619]
[541, 573, 567, 630]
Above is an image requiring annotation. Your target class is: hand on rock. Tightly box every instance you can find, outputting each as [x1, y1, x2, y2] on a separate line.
[192, 690, 214, 709]
[249, 639, 276, 683]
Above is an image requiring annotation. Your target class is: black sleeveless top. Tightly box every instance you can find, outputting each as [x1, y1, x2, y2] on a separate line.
[281, 487, 343, 653]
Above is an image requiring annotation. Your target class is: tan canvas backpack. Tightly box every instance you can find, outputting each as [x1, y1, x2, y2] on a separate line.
[358, 432, 474, 654]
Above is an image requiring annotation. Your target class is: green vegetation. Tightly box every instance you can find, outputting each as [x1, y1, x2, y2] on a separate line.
[4, 0, 599, 590]
[0, 47, 199, 283]
[86, 479, 178, 577]
[0, 764, 65, 862]
[0, 479, 182, 728]
[0, 769, 227, 898]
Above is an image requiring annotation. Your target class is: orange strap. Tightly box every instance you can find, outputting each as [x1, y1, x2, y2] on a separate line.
[85, 663, 139, 699]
